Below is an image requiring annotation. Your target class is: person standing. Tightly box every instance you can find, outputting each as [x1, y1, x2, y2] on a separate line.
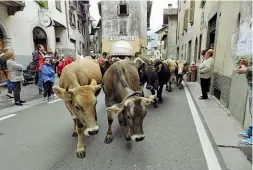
[56, 57, 66, 78]
[237, 56, 252, 145]
[32, 44, 45, 94]
[199, 49, 214, 99]
[5, 50, 26, 106]
[0, 47, 14, 98]
[42, 57, 55, 102]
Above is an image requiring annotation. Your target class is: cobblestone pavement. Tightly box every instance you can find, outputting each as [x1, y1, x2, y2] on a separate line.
[0, 77, 59, 109]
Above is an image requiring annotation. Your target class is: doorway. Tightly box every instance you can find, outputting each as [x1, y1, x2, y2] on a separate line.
[0, 27, 4, 52]
[198, 34, 202, 60]
[187, 40, 192, 64]
[33, 27, 47, 51]
[176, 47, 179, 60]
[194, 38, 198, 63]
[208, 14, 217, 50]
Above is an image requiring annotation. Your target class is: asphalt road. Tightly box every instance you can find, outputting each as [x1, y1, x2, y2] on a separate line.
[0, 87, 209, 170]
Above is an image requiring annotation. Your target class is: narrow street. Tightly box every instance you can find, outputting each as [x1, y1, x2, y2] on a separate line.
[0, 87, 217, 170]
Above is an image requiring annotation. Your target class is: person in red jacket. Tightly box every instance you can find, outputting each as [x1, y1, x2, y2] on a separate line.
[65, 55, 74, 65]
[56, 57, 66, 78]
[32, 44, 45, 94]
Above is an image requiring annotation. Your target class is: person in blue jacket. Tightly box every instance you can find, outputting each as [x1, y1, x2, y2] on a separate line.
[42, 57, 55, 102]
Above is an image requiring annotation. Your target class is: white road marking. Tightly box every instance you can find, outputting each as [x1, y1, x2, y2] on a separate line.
[183, 82, 222, 170]
[48, 99, 62, 104]
[0, 114, 17, 121]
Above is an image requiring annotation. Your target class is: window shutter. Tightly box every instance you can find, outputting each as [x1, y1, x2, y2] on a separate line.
[126, 3, 129, 15]
[184, 9, 189, 31]
[201, 11, 204, 23]
[117, 4, 120, 15]
[123, 21, 127, 35]
[189, 0, 195, 24]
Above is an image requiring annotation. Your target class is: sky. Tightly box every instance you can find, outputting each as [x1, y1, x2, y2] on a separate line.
[89, 0, 178, 33]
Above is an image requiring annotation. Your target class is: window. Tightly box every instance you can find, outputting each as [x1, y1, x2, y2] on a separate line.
[119, 20, 127, 35]
[56, 38, 60, 42]
[189, 0, 195, 25]
[55, 0, 61, 12]
[69, 10, 76, 28]
[78, 20, 82, 32]
[183, 9, 189, 31]
[117, 1, 129, 16]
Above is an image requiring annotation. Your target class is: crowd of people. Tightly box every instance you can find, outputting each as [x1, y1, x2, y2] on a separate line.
[0, 44, 76, 105]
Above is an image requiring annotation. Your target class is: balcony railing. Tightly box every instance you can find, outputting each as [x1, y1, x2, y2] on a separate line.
[69, 0, 77, 10]
[0, 0, 25, 16]
[77, 3, 83, 17]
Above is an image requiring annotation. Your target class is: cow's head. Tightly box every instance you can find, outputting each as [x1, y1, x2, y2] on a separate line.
[53, 79, 102, 136]
[107, 94, 156, 142]
[145, 60, 162, 90]
[176, 60, 188, 75]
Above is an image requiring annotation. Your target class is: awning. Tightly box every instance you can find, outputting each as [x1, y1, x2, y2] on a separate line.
[110, 41, 133, 56]
[161, 34, 167, 41]
[53, 20, 66, 28]
[33, 27, 47, 39]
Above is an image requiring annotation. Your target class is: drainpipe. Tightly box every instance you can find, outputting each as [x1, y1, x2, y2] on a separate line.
[65, 0, 70, 55]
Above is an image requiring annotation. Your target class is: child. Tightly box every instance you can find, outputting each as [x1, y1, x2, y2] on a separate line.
[56, 57, 66, 78]
[42, 57, 55, 102]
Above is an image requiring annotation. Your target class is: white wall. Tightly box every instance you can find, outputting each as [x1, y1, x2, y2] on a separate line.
[0, 1, 56, 66]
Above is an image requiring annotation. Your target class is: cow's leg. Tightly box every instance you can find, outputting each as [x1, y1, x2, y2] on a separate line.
[125, 128, 131, 141]
[76, 118, 86, 158]
[65, 101, 78, 137]
[167, 76, 172, 92]
[150, 89, 158, 108]
[178, 76, 183, 89]
[104, 113, 114, 144]
[158, 85, 164, 103]
[176, 75, 179, 87]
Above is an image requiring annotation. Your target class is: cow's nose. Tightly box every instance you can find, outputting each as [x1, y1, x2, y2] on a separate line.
[135, 136, 145, 142]
[88, 129, 99, 136]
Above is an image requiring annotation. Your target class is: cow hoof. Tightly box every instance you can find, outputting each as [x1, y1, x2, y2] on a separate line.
[159, 99, 163, 103]
[168, 89, 172, 92]
[125, 135, 131, 141]
[104, 135, 113, 144]
[179, 86, 182, 89]
[76, 150, 86, 158]
[72, 132, 78, 137]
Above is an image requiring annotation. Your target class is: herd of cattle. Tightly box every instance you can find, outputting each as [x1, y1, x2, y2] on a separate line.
[53, 57, 189, 158]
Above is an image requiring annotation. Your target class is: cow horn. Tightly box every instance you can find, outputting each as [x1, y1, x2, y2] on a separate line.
[66, 86, 69, 92]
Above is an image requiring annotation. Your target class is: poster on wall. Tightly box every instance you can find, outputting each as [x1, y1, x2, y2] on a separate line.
[231, 16, 252, 67]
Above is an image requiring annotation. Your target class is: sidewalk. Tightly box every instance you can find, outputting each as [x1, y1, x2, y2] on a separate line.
[0, 77, 59, 109]
[184, 81, 252, 170]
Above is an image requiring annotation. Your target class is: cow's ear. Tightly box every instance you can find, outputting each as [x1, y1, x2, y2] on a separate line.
[141, 95, 156, 106]
[93, 84, 102, 96]
[53, 86, 73, 101]
[106, 103, 124, 115]
[90, 79, 98, 86]
[156, 64, 163, 72]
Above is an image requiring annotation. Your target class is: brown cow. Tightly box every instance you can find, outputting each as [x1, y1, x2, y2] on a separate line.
[103, 60, 156, 144]
[53, 59, 102, 158]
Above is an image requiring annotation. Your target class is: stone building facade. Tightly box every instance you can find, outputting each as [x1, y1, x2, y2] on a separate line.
[98, 0, 152, 56]
[177, 0, 252, 128]
[163, 4, 178, 59]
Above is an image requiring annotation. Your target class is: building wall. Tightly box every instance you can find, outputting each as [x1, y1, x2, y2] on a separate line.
[0, 0, 89, 67]
[101, 0, 148, 56]
[177, 0, 252, 127]
[167, 15, 178, 59]
[0, 1, 56, 67]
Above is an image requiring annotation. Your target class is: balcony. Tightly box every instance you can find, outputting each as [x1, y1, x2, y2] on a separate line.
[0, 0, 25, 16]
[69, 0, 77, 10]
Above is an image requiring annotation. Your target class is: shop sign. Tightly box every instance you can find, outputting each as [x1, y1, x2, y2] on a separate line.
[40, 15, 52, 27]
[109, 36, 137, 41]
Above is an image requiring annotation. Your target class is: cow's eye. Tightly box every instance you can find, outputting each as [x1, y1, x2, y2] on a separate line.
[127, 115, 131, 120]
[75, 106, 81, 111]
